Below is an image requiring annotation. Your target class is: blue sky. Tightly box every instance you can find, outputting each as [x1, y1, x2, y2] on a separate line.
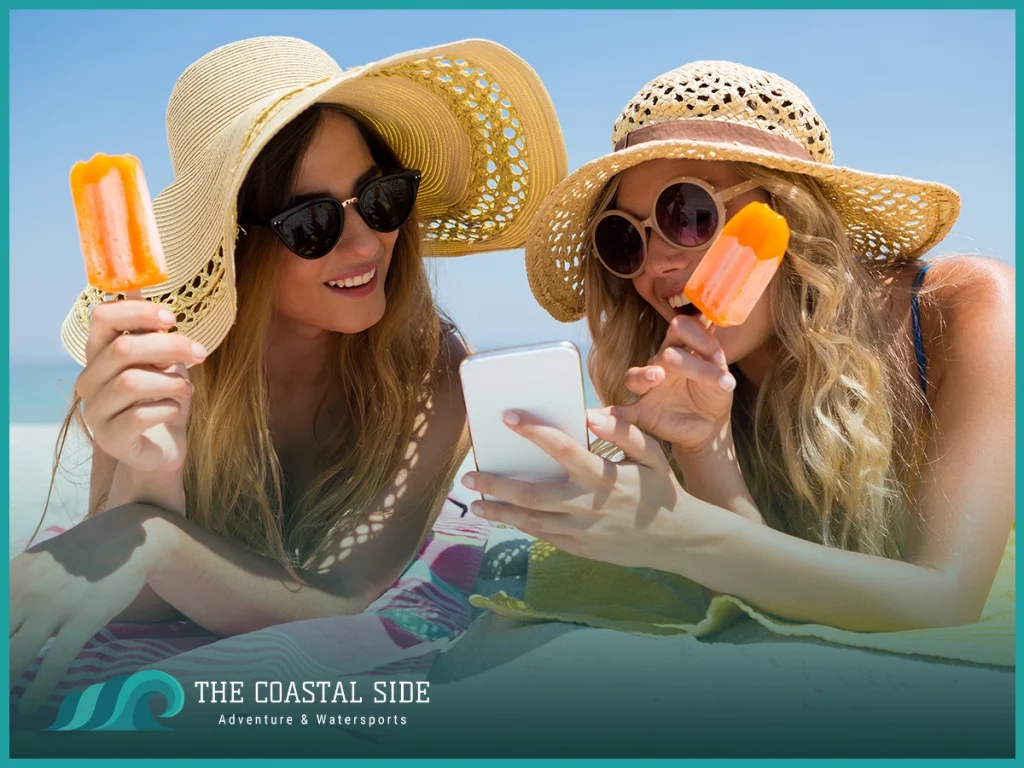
[9, 9, 1015, 364]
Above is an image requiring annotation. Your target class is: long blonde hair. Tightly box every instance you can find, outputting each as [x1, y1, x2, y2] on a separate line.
[39, 104, 467, 572]
[585, 163, 931, 559]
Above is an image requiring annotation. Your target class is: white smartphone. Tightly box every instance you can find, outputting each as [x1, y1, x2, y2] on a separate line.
[459, 341, 589, 501]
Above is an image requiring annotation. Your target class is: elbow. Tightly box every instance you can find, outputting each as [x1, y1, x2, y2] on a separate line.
[933, 597, 985, 629]
[922, 607, 983, 631]
[917, 582, 987, 630]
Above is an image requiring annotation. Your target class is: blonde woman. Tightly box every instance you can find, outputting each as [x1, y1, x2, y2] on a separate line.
[463, 61, 1014, 633]
[10, 36, 565, 711]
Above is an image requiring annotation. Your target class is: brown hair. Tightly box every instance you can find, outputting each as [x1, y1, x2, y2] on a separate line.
[38, 104, 466, 574]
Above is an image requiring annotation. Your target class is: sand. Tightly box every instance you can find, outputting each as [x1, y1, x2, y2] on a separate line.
[9, 424, 92, 557]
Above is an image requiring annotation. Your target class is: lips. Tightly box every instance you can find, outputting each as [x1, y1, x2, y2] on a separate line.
[323, 265, 379, 300]
[324, 265, 376, 289]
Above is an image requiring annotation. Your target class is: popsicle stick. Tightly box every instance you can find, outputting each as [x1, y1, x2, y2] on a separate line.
[124, 289, 143, 301]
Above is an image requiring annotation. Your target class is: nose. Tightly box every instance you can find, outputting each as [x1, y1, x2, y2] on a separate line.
[333, 204, 380, 261]
[643, 229, 701, 279]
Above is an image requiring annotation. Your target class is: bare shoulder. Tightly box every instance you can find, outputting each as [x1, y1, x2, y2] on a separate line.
[926, 255, 1015, 313]
[924, 256, 1015, 388]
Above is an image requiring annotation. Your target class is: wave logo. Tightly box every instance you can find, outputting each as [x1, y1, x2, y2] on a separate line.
[46, 670, 185, 731]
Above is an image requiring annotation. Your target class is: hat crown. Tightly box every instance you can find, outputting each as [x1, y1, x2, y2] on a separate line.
[612, 60, 833, 164]
[166, 36, 344, 175]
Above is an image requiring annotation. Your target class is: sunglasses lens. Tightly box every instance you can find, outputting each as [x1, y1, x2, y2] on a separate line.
[594, 214, 645, 276]
[655, 183, 718, 248]
[359, 175, 418, 232]
[278, 201, 342, 259]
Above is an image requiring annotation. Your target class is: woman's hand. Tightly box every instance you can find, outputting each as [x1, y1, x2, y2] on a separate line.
[9, 505, 172, 713]
[616, 315, 735, 455]
[461, 409, 693, 569]
[76, 300, 206, 476]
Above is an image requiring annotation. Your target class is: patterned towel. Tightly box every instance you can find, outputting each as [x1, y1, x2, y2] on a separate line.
[10, 499, 491, 727]
[472, 529, 1016, 668]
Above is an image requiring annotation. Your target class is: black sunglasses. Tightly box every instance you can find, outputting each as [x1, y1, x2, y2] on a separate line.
[246, 169, 421, 260]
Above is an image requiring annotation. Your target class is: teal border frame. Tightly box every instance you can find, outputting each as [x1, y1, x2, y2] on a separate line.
[3, 4, 1018, 765]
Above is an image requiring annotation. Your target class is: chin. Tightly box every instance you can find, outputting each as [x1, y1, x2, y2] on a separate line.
[332, 296, 387, 334]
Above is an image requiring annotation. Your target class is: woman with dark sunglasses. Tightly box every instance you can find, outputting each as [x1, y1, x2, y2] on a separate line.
[463, 60, 1014, 633]
[10, 36, 566, 711]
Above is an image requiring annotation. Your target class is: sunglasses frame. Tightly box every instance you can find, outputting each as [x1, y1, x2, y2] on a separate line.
[590, 175, 762, 279]
[248, 169, 422, 260]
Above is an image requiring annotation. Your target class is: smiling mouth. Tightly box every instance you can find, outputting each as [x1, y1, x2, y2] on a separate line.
[667, 291, 700, 316]
[324, 266, 376, 289]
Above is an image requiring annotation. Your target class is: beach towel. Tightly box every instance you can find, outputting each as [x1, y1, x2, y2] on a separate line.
[471, 528, 1015, 667]
[9, 498, 491, 727]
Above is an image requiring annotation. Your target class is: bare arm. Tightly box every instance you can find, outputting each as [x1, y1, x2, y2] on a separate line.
[662, 258, 1015, 630]
[672, 426, 764, 524]
[85, 440, 187, 623]
[135, 334, 470, 636]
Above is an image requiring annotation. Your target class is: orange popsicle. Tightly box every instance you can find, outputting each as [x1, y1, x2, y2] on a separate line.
[70, 154, 167, 295]
[684, 202, 790, 328]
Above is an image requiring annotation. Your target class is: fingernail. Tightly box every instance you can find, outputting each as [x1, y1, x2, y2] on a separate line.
[470, 502, 485, 517]
[719, 374, 736, 392]
[588, 410, 606, 427]
[186, 381, 194, 396]
[158, 308, 175, 324]
[503, 410, 520, 426]
[462, 474, 476, 490]
[713, 351, 727, 366]
[645, 368, 659, 381]
[191, 342, 208, 361]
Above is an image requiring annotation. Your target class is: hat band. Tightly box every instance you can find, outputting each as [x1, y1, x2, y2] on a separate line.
[614, 119, 814, 163]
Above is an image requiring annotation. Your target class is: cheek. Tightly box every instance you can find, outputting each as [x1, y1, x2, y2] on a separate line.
[379, 233, 398, 272]
[630, 273, 657, 308]
[274, 252, 323, 309]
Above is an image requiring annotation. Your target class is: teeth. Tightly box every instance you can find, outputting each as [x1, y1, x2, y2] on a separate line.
[326, 267, 376, 289]
[667, 291, 692, 309]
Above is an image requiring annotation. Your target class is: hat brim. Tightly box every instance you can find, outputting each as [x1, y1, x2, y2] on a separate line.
[62, 39, 568, 366]
[525, 138, 961, 323]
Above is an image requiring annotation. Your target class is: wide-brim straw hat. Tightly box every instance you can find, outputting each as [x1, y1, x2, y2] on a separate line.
[62, 36, 567, 364]
[526, 60, 960, 323]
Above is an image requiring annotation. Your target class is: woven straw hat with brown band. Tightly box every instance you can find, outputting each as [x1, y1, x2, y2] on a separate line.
[61, 36, 568, 365]
[526, 60, 961, 323]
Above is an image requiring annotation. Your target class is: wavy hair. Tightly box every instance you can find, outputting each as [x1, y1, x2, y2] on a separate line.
[39, 104, 466, 573]
[585, 163, 932, 559]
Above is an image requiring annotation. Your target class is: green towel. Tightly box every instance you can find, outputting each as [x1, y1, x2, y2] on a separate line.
[470, 529, 1015, 667]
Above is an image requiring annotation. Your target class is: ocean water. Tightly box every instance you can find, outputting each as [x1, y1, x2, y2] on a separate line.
[10, 363, 82, 424]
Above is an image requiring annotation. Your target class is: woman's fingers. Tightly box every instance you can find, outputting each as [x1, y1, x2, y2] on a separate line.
[77, 333, 205, 403]
[625, 365, 665, 396]
[591, 408, 666, 467]
[17, 622, 95, 714]
[502, 410, 605, 481]
[106, 401, 186, 439]
[84, 299, 177, 363]
[470, 500, 570, 539]
[84, 367, 192, 428]
[655, 346, 735, 392]
[661, 314, 728, 370]
[461, 473, 575, 512]
[9, 616, 59, 689]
